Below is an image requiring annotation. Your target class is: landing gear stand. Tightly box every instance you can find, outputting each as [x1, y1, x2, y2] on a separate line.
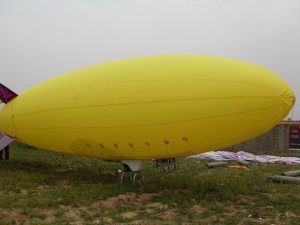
[153, 158, 178, 172]
[120, 160, 144, 184]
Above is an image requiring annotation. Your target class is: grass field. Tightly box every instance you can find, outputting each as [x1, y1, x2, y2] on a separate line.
[0, 143, 300, 225]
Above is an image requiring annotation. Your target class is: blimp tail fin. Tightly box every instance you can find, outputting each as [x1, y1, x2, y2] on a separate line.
[0, 83, 18, 104]
[0, 134, 15, 150]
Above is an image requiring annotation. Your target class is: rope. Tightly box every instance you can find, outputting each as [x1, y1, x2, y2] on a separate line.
[291, 105, 295, 120]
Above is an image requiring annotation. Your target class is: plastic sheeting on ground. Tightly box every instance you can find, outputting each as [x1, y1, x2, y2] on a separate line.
[188, 151, 300, 165]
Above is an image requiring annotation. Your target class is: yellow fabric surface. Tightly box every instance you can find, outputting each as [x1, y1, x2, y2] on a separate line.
[0, 55, 296, 159]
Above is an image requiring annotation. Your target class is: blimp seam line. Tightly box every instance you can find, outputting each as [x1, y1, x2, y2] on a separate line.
[10, 101, 19, 138]
[21, 78, 283, 105]
[14, 95, 278, 117]
[33, 78, 281, 95]
[15, 102, 280, 130]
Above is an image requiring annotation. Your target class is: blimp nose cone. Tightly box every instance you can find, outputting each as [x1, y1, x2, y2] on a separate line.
[286, 92, 297, 112]
[279, 79, 296, 112]
[254, 70, 295, 125]
[285, 79, 297, 102]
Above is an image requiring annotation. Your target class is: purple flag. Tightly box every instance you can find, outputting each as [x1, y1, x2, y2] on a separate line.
[0, 83, 18, 104]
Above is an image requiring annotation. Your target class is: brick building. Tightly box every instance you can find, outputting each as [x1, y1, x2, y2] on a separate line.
[223, 120, 300, 152]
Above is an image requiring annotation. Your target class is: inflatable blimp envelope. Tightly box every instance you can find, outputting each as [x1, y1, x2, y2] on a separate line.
[0, 55, 296, 164]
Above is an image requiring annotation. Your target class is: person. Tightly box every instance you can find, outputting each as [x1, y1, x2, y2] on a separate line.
[0, 145, 10, 160]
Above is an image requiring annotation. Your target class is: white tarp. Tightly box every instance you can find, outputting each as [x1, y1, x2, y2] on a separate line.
[0, 133, 15, 150]
[188, 151, 300, 165]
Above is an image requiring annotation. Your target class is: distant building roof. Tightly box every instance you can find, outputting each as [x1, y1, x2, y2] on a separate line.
[280, 120, 300, 125]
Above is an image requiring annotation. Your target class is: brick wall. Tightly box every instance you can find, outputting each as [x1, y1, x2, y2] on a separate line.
[222, 125, 289, 152]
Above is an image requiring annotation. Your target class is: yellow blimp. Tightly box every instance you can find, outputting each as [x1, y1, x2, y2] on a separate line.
[0, 55, 296, 163]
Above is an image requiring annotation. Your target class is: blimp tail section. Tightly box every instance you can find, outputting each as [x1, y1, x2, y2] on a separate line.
[0, 83, 18, 149]
[0, 83, 18, 104]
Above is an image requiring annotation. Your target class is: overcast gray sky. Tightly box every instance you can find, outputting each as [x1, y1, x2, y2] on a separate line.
[0, 0, 299, 119]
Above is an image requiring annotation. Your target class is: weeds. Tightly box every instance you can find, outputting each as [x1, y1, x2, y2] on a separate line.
[0, 143, 300, 224]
